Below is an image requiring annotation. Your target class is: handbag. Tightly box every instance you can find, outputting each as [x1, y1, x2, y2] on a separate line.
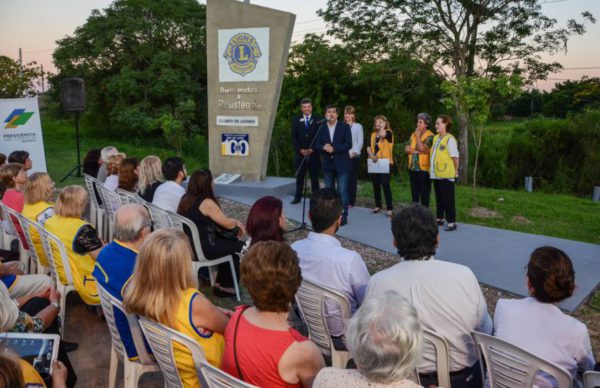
[216, 226, 240, 241]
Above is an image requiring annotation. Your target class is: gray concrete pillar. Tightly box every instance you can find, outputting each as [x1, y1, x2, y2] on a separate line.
[525, 176, 533, 193]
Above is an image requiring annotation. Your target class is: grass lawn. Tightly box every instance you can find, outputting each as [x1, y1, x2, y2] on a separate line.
[357, 177, 600, 244]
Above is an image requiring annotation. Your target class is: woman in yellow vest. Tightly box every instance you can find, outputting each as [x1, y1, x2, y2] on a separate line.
[45, 186, 104, 305]
[22, 172, 55, 268]
[366, 115, 394, 217]
[404, 113, 435, 207]
[430, 115, 460, 231]
[124, 229, 229, 388]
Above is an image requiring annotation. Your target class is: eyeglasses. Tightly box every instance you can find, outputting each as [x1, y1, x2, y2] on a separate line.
[145, 221, 155, 233]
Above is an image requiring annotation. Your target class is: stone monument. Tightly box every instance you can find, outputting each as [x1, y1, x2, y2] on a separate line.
[207, 0, 295, 181]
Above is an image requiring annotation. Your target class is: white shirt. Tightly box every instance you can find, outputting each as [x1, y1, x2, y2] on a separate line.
[494, 297, 595, 388]
[327, 121, 337, 143]
[291, 232, 370, 337]
[152, 181, 185, 212]
[349, 123, 364, 156]
[104, 175, 119, 191]
[430, 135, 459, 180]
[366, 257, 493, 372]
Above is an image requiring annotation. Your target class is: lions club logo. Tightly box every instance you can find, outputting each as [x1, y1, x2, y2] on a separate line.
[223, 33, 262, 76]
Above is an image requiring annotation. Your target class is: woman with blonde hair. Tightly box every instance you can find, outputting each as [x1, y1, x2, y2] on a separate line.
[22, 172, 55, 268]
[45, 186, 104, 305]
[137, 155, 164, 202]
[366, 115, 394, 217]
[118, 157, 139, 193]
[103, 153, 125, 191]
[124, 229, 229, 388]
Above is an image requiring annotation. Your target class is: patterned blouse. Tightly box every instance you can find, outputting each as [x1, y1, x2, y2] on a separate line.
[313, 368, 423, 388]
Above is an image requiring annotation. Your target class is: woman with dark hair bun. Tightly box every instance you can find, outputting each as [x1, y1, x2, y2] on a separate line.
[246, 196, 286, 246]
[493, 246, 596, 387]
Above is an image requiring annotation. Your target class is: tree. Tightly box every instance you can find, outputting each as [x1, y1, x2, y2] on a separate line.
[442, 75, 522, 197]
[319, 0, 595, 183]
[0, 55, 43, 98]
[51, 0, 207, 137]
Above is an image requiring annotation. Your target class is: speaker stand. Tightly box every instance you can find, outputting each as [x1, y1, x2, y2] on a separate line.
[60, 112, 82, 182]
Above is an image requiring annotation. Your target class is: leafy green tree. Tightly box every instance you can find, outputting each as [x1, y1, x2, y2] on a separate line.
[0, 55, 43, 98]
[442, 75, 522, 197]
[319, 0, 595, 183]
[51, 0, 207, 137]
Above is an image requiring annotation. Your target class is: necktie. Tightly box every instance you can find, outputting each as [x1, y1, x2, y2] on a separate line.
[305, 116, 309, 129]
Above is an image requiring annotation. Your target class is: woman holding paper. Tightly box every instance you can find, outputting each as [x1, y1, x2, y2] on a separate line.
[366, 115, 394, 217]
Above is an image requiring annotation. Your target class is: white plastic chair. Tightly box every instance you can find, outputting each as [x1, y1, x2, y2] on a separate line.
[0, 203, 15, 250]
[294, 279, 350, 368]
[146, 202, 173, 230]
[14, 213, 49, 275]
[38, 227, 77, 335]
[96, 286, 160, 388]
[471, 331, 572, 388]
[96, 183, 121, 241]
[116, 188, 144, 205]
[200, 360, 258, 388]
[83, 174, 105, 240]
[409, 329, 452, 388]
[167, 212, 241, 301]
[138, 316, 209, 388]
[0, 202, 31, 273]
[584, 371, 600, 388]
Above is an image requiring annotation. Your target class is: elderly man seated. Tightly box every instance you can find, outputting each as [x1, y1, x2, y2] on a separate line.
[366, 204, 493, 388]
[92, 204, 152, 360]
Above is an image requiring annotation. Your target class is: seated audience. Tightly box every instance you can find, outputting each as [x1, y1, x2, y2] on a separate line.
[0, 352, 68, 388]
[0, 258, 53, 299]
[93, 204, 151, 360]
[22, 172, 55, 268]
[177, 169, 245, 297]
[152, 157, 186, 212]
[0, 152, 6, 165]
[117, 157, 139, 193]
[97, 146, 119, 183]
[82, 148, 102, 178]
[103, 153, 125, 192]
[494, 246, 596, 388]
[221, 241, 325, 387]
[0, 163, 29, 248]
[246, 195, 286, 246]
[314, 291, 423, 388]
[291, 188, 370, 347]
[45, 186, 104, 305]
[8, 151, 32, 172]
[124, 229, 229, 387]
[366, 204, 492, 388]
[137, 155, 163, 202]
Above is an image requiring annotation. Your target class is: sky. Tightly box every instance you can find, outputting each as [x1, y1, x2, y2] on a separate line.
[1, 0, 599, 91]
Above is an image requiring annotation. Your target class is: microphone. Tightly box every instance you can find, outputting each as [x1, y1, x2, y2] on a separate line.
[316, 118, 327, 124]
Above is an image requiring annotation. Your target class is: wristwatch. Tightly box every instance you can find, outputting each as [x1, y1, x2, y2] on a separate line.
[51, 302, 61, 311]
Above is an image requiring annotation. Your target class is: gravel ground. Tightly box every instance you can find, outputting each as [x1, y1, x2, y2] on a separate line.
[216, 198, 600, 362]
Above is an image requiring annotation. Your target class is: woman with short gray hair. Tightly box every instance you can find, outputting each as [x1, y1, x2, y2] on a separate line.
[313, 291, 424, 387]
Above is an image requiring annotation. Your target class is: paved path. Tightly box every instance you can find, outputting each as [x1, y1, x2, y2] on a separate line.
[223, 193, 600, 312]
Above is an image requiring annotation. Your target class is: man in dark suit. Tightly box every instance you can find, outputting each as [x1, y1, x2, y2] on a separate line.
[316, 104, 353, 225]
[291, 98, 321, 204]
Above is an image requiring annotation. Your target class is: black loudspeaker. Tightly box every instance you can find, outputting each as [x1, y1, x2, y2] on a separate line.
[60, 78, 86, 112]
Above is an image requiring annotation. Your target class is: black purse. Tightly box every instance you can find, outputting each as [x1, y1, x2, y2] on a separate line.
[216, 226, 240, 241]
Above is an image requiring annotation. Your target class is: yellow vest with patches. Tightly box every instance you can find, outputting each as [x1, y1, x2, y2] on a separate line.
[431, 134, 457, 179]
[408, 130, 434, 170]
[44, 215, 99, 305]
[22, 201, 53, 267]
[172, 288, 225, 388]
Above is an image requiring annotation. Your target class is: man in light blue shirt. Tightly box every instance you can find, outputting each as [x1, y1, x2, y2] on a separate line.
[291, 188, 370, 346]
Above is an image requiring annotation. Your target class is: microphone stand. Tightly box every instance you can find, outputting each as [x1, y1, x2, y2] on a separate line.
[287, 118, 327, 233]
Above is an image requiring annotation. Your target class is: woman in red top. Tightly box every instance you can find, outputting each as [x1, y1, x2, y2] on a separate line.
[221, 241, 324, 387]
[0, 163, 28, 248]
